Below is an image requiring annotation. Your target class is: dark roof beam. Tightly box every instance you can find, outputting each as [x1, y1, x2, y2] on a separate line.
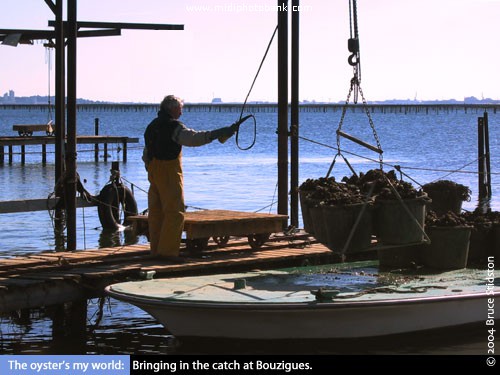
[44, 0, 56, 15]
[48, 20, 184, 31]
[0, 28, 121, 44]
[77, 29, 121, 38]
[0, 29, 54, 40]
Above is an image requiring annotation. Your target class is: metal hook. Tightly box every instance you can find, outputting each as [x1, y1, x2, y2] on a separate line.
[348, 53, 359, 67]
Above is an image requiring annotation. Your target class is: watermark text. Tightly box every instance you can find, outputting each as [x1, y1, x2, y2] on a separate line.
[486, 256, 496, 366]
[186, 3, 313, 13]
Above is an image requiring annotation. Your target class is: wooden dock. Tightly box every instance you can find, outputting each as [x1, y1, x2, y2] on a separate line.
[0, 234, 333, 314]
[0, 135, 139, 164]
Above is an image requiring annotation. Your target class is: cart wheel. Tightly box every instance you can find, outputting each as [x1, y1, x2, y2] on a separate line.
[27, 131, 33, 137]
[213, 236, 230, 247]
[248, 233, 270, 250]
[186, 238, 209, 252]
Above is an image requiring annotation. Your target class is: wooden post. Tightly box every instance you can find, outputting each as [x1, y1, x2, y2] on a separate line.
[8, 145, 13, 164]
[42, 143, 47, 164]
[123, 139, 128, 162]
[51, 301, 87, 349]
[0, 145, 4, 164]
[54, 0, 66, 233]
[21, 145, 25, 164]
[484, 111, 492, 198]
[50, 304, 64, 339]
[478, 116, 486, 200]
[94, 118, 99, 162]
[290, 0, 299, 228]
[104, 143, 108, 162]
[68, 300, 87, 342]
[65, 0, 78, 250]
[277, 0, 288, 223]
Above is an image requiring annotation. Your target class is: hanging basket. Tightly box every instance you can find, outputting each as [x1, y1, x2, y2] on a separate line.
[309, 204, 328, 244]
[467, 224, 494, 265]
[374, 196, 429, 245]
[422, 180, 471, 216]
[422, 226, 471, 270]
[493, 223, 500, 260]
[322, 202, 373, 253]
[299, 190, 314, 234]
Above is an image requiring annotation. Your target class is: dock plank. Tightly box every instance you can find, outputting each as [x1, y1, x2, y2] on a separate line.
[0, 233, 333, 313]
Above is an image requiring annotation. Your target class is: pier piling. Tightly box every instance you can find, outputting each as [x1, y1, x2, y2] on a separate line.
[478, 112, 492, 201]
[94, 118, 99, 161]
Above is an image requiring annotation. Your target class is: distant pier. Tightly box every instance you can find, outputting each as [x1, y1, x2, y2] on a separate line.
[0, 135, 139, 164]
[1, 103, 499, 114]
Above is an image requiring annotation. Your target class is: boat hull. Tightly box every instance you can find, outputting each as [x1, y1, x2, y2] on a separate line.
[106, 265, 496, 340]
[129, 295, 487, 339]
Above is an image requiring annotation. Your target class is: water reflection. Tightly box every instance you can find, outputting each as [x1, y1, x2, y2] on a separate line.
[0, 300, 487, 355]
[98, 228, 139, 249]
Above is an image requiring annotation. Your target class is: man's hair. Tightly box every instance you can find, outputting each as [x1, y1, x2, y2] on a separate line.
[160, 95, 183, 112]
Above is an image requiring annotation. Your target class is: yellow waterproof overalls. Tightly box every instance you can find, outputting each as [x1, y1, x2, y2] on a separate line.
[147, 154, 185, 256]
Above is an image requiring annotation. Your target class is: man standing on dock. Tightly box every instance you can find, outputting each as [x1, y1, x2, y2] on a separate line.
[143, 95, 239, 261]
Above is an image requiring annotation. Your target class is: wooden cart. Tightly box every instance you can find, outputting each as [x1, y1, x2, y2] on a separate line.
[13, 122, 55, 136]
[127, 209, 288, 251]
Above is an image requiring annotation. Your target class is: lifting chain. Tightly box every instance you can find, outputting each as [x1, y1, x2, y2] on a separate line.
[336, 76, 384, 170]
[331, 0, 383, 174]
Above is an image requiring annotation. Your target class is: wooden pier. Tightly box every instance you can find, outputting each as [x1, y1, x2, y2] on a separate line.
[2, 102, 499, 114]
[0, 234, 333, 314]
[0, 135, 139, 164]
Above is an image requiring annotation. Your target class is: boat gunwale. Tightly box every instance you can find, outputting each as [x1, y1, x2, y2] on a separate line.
[105, 285, 495, 311]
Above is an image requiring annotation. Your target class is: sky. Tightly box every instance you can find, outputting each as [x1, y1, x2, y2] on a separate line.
[1, 0, 500, 103]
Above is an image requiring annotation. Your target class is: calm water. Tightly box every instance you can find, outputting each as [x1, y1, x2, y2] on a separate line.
[0, 106, 498, 354]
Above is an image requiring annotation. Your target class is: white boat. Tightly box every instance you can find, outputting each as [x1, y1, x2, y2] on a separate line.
[105, 263, 497, 339]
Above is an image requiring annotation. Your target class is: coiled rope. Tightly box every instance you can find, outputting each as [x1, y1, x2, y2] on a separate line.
[234, 25, 278, 150]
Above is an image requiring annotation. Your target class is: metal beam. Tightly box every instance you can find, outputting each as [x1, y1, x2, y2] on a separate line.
[0, 197, 97, 214]
[48, 20, 184, 30]
[54, 0, 65, 228]
[290, 0, 299, 228]
[0, 28, 121, 41]
[77, 29, 121, 38]
[65, 0, 77, 251]
[0, 29, 54, 40]
[44, 0, 57, 15]
[277, 1, 288, 221]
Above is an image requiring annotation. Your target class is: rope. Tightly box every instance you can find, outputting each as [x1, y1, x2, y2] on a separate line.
[45, 45, 53, 123]
[235, 25, 278, 151]
[121, 176, 148, 195]
[299, 134, 499, 181]
[82, 205, 87, 249]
